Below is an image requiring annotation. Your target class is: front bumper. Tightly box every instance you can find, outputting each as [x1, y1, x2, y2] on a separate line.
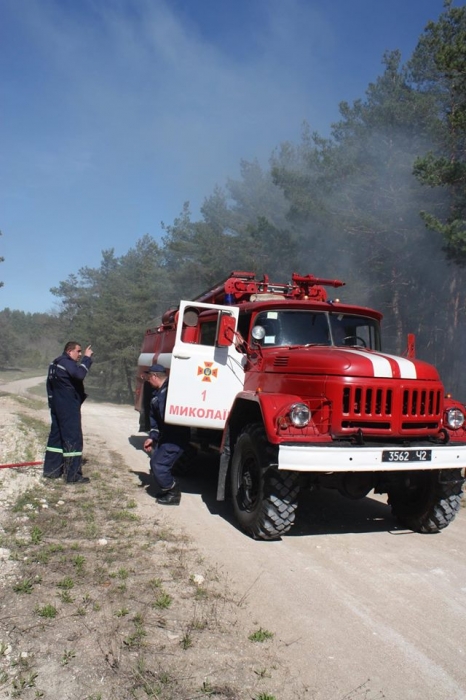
[278, 443, 466, 472]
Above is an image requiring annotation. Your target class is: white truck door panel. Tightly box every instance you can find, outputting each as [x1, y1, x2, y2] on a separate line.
[165, 301, 245, 429]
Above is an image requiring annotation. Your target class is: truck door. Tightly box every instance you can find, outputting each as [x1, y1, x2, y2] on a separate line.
[165, 301, 245, 430]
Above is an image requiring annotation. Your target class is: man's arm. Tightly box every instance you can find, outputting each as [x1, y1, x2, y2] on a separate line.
[148, 394, 161, 445]
[62, 352, 93, 380]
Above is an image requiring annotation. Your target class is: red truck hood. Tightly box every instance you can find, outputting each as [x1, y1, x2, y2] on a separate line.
[263, 346, 440, 381]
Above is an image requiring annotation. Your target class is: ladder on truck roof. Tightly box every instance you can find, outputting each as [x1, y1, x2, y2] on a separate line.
[193, 271, 345, 305]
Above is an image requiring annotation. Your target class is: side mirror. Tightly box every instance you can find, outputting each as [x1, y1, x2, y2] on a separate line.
[216, 312, 236, 347]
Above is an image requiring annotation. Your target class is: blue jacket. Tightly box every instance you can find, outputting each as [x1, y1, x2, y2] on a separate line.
[149, 379, 190, 446]
[47, 353, 93, 407]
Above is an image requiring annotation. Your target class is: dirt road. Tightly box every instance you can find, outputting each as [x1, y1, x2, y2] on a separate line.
[3, 376, 466, 700]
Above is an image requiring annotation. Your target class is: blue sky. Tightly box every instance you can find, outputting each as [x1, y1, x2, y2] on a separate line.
[1, 0, 450, 313]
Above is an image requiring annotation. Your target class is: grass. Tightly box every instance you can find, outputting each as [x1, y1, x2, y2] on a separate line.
[248, 628, 274, 643]
[0, 368, 47, 385]
[35, 604, 58, 619]
[180, 631, 193, 650]
[1, 402, 49, 466]
[57, 576, 74, 589]
[73, 554, 86, 573]
[61, 649, 76, 666]
[30, 526, 43, 545]
[11, 394, 48, 422]
[0, 394, 290, 700]
[153, 591, 173, 609]
[12, 490, 41, 513]
[13, 578, 35, 595]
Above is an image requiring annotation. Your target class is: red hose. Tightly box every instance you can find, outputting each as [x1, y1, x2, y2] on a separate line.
[0, 461, 43, 470]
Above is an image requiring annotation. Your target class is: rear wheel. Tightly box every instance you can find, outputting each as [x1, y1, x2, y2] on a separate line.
[387, 469, 464, 533]
[230, 423, 300, 540]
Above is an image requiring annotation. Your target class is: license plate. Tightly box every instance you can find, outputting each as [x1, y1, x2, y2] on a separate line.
[382, 449, 432, 463]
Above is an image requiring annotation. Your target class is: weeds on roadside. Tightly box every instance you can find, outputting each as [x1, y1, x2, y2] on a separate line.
[254, 668, 271, 680]
[35, 604, 57, 619]
[194, 585, 208, 600]
[2, 412, 289, 700]
[61, 649, 75, 666]
[73, 554, 85, 573]
[123, 614, 147, 649]
[34, 549, 50, 564]
[11, 670, 38, 695]
[200, 680, 214, 695]
[249, 628, 274, 643]
[180, 632, 193, 650]
[13, 578, 34, 594]
[30, 526, 43, 545]
[153, 591, 172, 609]
[12, 490, 38, 513]
[110, 509, 140, 522]
[57, 576, 74, 590]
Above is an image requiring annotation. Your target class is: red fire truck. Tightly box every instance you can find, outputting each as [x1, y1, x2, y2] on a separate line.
[135, 271, 466, 540]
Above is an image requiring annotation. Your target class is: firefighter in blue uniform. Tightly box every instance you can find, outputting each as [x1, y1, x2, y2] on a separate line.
[143, 364, 190, 505]
[43, 341, 93, 483]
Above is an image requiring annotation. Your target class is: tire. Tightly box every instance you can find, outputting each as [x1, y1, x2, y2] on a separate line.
[387, 469, 464, 533]
[230, 423, 300, 540]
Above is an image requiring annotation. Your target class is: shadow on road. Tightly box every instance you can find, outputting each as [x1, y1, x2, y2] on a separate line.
[128, 435, 147, 451]
[291, 488, 398, 537]
[127, 439, 401, 538]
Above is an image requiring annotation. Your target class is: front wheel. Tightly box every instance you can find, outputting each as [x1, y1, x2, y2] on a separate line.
[230, 423, 300, 540]
[387, 469, 464, 533]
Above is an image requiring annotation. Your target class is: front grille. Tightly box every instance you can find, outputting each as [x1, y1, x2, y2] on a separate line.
[341, 385, 442, 434]
[343, 386, 393, 416]
[402, 388, 441, 417]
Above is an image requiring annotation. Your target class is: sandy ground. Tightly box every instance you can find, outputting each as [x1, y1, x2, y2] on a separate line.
[1, 376, 466, 700]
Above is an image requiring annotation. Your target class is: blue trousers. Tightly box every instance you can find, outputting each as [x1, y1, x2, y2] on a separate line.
[43, 399, 84, 482]
[149, 442, 184, 491]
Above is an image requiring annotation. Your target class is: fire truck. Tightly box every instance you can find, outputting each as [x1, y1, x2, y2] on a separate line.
[135, 271, 466, 540]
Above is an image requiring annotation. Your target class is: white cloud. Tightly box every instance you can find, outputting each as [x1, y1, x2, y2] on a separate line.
[5, 0, 335, 192]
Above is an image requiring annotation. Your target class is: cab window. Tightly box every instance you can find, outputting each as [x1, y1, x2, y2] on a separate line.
[329, 314, 380, 350]
[252, 310, 331, 347]
[199, 317, 218, 346]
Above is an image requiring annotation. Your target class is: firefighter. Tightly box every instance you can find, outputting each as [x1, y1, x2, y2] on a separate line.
[43, 341, 93, 483]
[143, 364, 190, 505]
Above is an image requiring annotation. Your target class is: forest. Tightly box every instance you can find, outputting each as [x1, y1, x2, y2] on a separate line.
[1, 2, 466, 402]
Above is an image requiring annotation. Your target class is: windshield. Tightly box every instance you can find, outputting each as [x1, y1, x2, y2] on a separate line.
[252, 310, 381, 350]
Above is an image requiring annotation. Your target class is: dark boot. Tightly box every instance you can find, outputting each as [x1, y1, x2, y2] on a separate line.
[156, 484, 181, 506]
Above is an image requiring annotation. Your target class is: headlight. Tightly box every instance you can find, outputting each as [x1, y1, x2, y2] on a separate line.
[446, 407, 465, 430]
[289, 403, 311, 427]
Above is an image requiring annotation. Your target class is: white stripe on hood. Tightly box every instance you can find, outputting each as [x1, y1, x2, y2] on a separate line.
[340, 348, 417, 379]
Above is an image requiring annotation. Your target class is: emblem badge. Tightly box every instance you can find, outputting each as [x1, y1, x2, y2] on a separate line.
[197, 361, 218, 382]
